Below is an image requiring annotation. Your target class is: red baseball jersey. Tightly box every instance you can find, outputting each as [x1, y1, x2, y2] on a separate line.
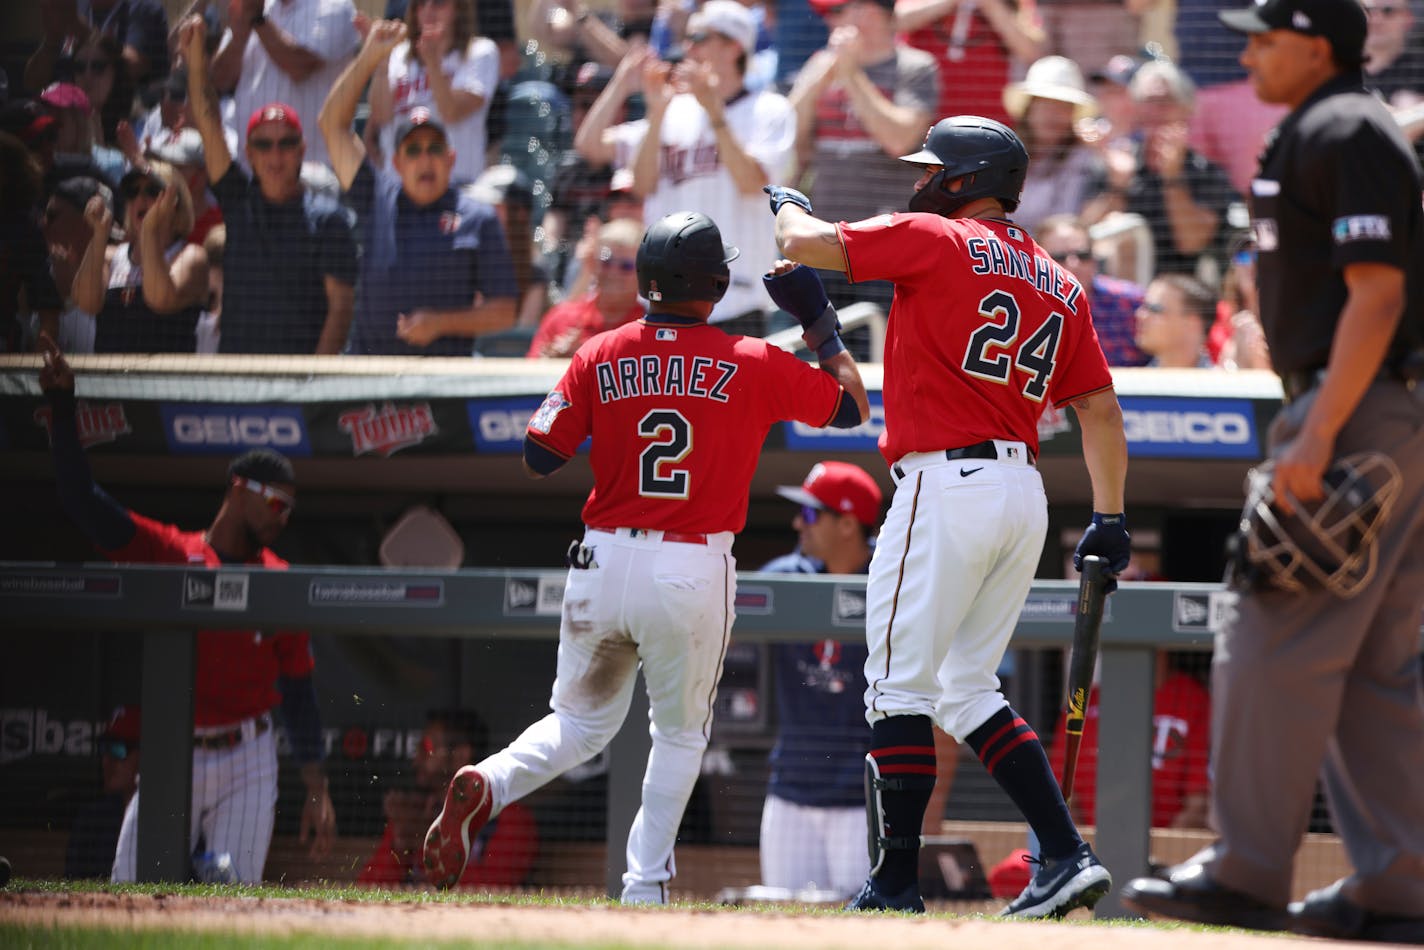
[526, 317, 845, 534]
[105, 512, 315, 727]
[838, 213, 1113, 465]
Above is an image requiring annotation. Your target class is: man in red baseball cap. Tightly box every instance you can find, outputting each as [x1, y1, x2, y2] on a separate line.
[64, 705, 142, 879]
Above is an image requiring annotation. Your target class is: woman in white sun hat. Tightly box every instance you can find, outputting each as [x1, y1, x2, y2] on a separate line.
[1002, 54, 1105, 234]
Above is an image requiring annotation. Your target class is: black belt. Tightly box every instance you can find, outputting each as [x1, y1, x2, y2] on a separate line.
[891, 440, 1033, 480]
[1281, 353, 1424, 404]
[195, 715, 270, 751]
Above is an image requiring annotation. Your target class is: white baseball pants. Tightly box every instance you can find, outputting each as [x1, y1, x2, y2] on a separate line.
[864, 444, 1048, 740]
[477, 527, 737, 903]
[112, 716, 278, 883]
[759, 793, 870, 896]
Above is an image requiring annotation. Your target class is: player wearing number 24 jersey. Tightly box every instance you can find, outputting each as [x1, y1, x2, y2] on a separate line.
[768, 116, 1131, 919]
[422, 211, 869, 904]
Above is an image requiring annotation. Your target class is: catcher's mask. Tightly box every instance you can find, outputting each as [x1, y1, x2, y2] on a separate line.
[1227, 451, 1402, 598]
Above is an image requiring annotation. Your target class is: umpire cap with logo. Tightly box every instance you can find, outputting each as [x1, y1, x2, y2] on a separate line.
[637, 211, 740, 305]
[1219, 0, 1367, 67]
[900, 116, 1030, 217]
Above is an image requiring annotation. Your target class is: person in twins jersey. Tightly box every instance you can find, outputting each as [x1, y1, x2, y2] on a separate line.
[423, 210, 869, 903]
[767, 115, 1131, 917]
[575, 1, 795, 331]
[363, 0, 500, 185]
[38, 333, 336, 884]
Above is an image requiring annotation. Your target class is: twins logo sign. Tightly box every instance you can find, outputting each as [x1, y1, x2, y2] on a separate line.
[33, 402, 131, 448]
[337, 403, 437, 457]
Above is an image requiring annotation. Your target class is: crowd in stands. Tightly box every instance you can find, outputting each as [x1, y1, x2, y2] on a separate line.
[2, 0, 1420, 361]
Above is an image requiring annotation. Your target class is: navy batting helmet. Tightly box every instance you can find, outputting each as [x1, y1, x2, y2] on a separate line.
[637, 211, 740, 305]
[899, 116, 1030, 217]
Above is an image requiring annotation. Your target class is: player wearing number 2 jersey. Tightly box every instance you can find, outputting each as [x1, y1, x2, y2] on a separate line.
[768, 116, 1131, 918]
[423, 211, 869, 903]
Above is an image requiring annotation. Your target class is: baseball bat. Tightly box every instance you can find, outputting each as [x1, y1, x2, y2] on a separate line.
[1059, 555, 1109, 807]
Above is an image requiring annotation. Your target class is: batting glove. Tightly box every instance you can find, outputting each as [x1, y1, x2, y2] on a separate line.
[1075, 512, 1131, 593]
[764, 184, 813, 217]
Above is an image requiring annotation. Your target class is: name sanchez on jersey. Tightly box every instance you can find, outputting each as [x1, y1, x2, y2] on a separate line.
[966, 235, 1084, 314]
[596, 355, 738, 404]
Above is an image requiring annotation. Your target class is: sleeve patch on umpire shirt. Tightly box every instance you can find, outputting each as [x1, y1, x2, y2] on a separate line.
[1333, 215, 1391, 244]
[529, 391, 569, 434]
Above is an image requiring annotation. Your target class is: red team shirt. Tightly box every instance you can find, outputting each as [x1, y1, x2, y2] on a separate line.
[1048, 674, 1212, 828]
[525, 318, 845, 534]
[838, 213, 1113, 465]
[104, 512, 315, 727]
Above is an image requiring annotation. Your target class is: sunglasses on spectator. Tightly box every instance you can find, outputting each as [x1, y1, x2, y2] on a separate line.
[74, 58, 112, 75]
[1365, 3, 1402, 14]
[1050, 248, 1093, 264]
[123, 181, 163, 200]
[239, 478, 295, 516]
[799, 504, 824, 524]
[598, 249, 637, 272]
[248, 135, 301, 152]
[401, 140, 448, 158]
[165, 87, 187, 103]
[1140, 300, 1169, 314]
[101, 740, 132, 760]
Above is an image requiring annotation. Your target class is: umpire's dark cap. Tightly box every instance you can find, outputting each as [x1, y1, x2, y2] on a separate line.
[228, 449, 295, 486]
[1219, 0, 1367, 66]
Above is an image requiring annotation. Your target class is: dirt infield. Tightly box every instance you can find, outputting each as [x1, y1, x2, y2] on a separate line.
[0, 890, 1356, 949]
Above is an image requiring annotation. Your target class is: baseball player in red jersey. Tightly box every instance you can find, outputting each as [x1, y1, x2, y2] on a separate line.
[423, 210, 869, 902]
[39, 334, 336, 883]
[766, 115, 1131, 917]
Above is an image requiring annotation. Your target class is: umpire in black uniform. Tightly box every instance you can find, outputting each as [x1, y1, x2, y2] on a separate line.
[1121, 0, 1424, 942]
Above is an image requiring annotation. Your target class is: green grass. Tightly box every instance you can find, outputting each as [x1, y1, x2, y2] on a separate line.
[1, 922, 644, 950]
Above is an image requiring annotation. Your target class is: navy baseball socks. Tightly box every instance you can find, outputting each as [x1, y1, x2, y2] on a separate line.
[846, 715, 934, 913]
[966, 706, 1111, 917]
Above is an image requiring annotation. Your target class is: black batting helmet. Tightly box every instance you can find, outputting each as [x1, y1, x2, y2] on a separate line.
[899, 116, 1030, 217]
[637, 211, 740, 305]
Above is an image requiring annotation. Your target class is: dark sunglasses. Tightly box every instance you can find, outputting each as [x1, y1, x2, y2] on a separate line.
[165, 87, 188, 103]
[249, 135, 301, 152]
[123, 181, 163, 200]
[102, 740, 132, 760]
[74, 58, 112, 75]
[401, 140, 448, 158]
[1050, 248, 1093, 264]
[799, 504, 824, 524]
[598, 250, 636, 273]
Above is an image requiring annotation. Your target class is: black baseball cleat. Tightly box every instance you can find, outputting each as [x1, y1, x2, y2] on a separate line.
[845, 877, 925, 913]
[1288, 879, 1424, 943]
[1000, 842, 1112, 919]
[1119, 861, 1287, 931]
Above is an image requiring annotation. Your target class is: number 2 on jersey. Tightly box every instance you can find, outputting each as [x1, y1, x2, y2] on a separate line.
[638, 409, 692, 498]
[962, 289, 1063, 402]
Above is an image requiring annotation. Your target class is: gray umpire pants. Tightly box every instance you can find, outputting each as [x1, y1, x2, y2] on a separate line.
[1205, 378, 1424, 914]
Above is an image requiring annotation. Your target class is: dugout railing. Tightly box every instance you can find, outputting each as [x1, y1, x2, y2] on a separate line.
[0, 563, 1240, 918]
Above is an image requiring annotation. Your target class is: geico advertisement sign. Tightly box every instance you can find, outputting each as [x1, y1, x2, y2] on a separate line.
[466, 398, 541, 453]
[160, 404, 312, 456]
[783, 394, 885, 451]
[1120, 397, 1259, 459]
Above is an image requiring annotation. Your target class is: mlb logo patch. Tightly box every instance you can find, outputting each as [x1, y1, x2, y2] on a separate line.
[1005, 226, 1023, 242]
[656, 329, 677, 341]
